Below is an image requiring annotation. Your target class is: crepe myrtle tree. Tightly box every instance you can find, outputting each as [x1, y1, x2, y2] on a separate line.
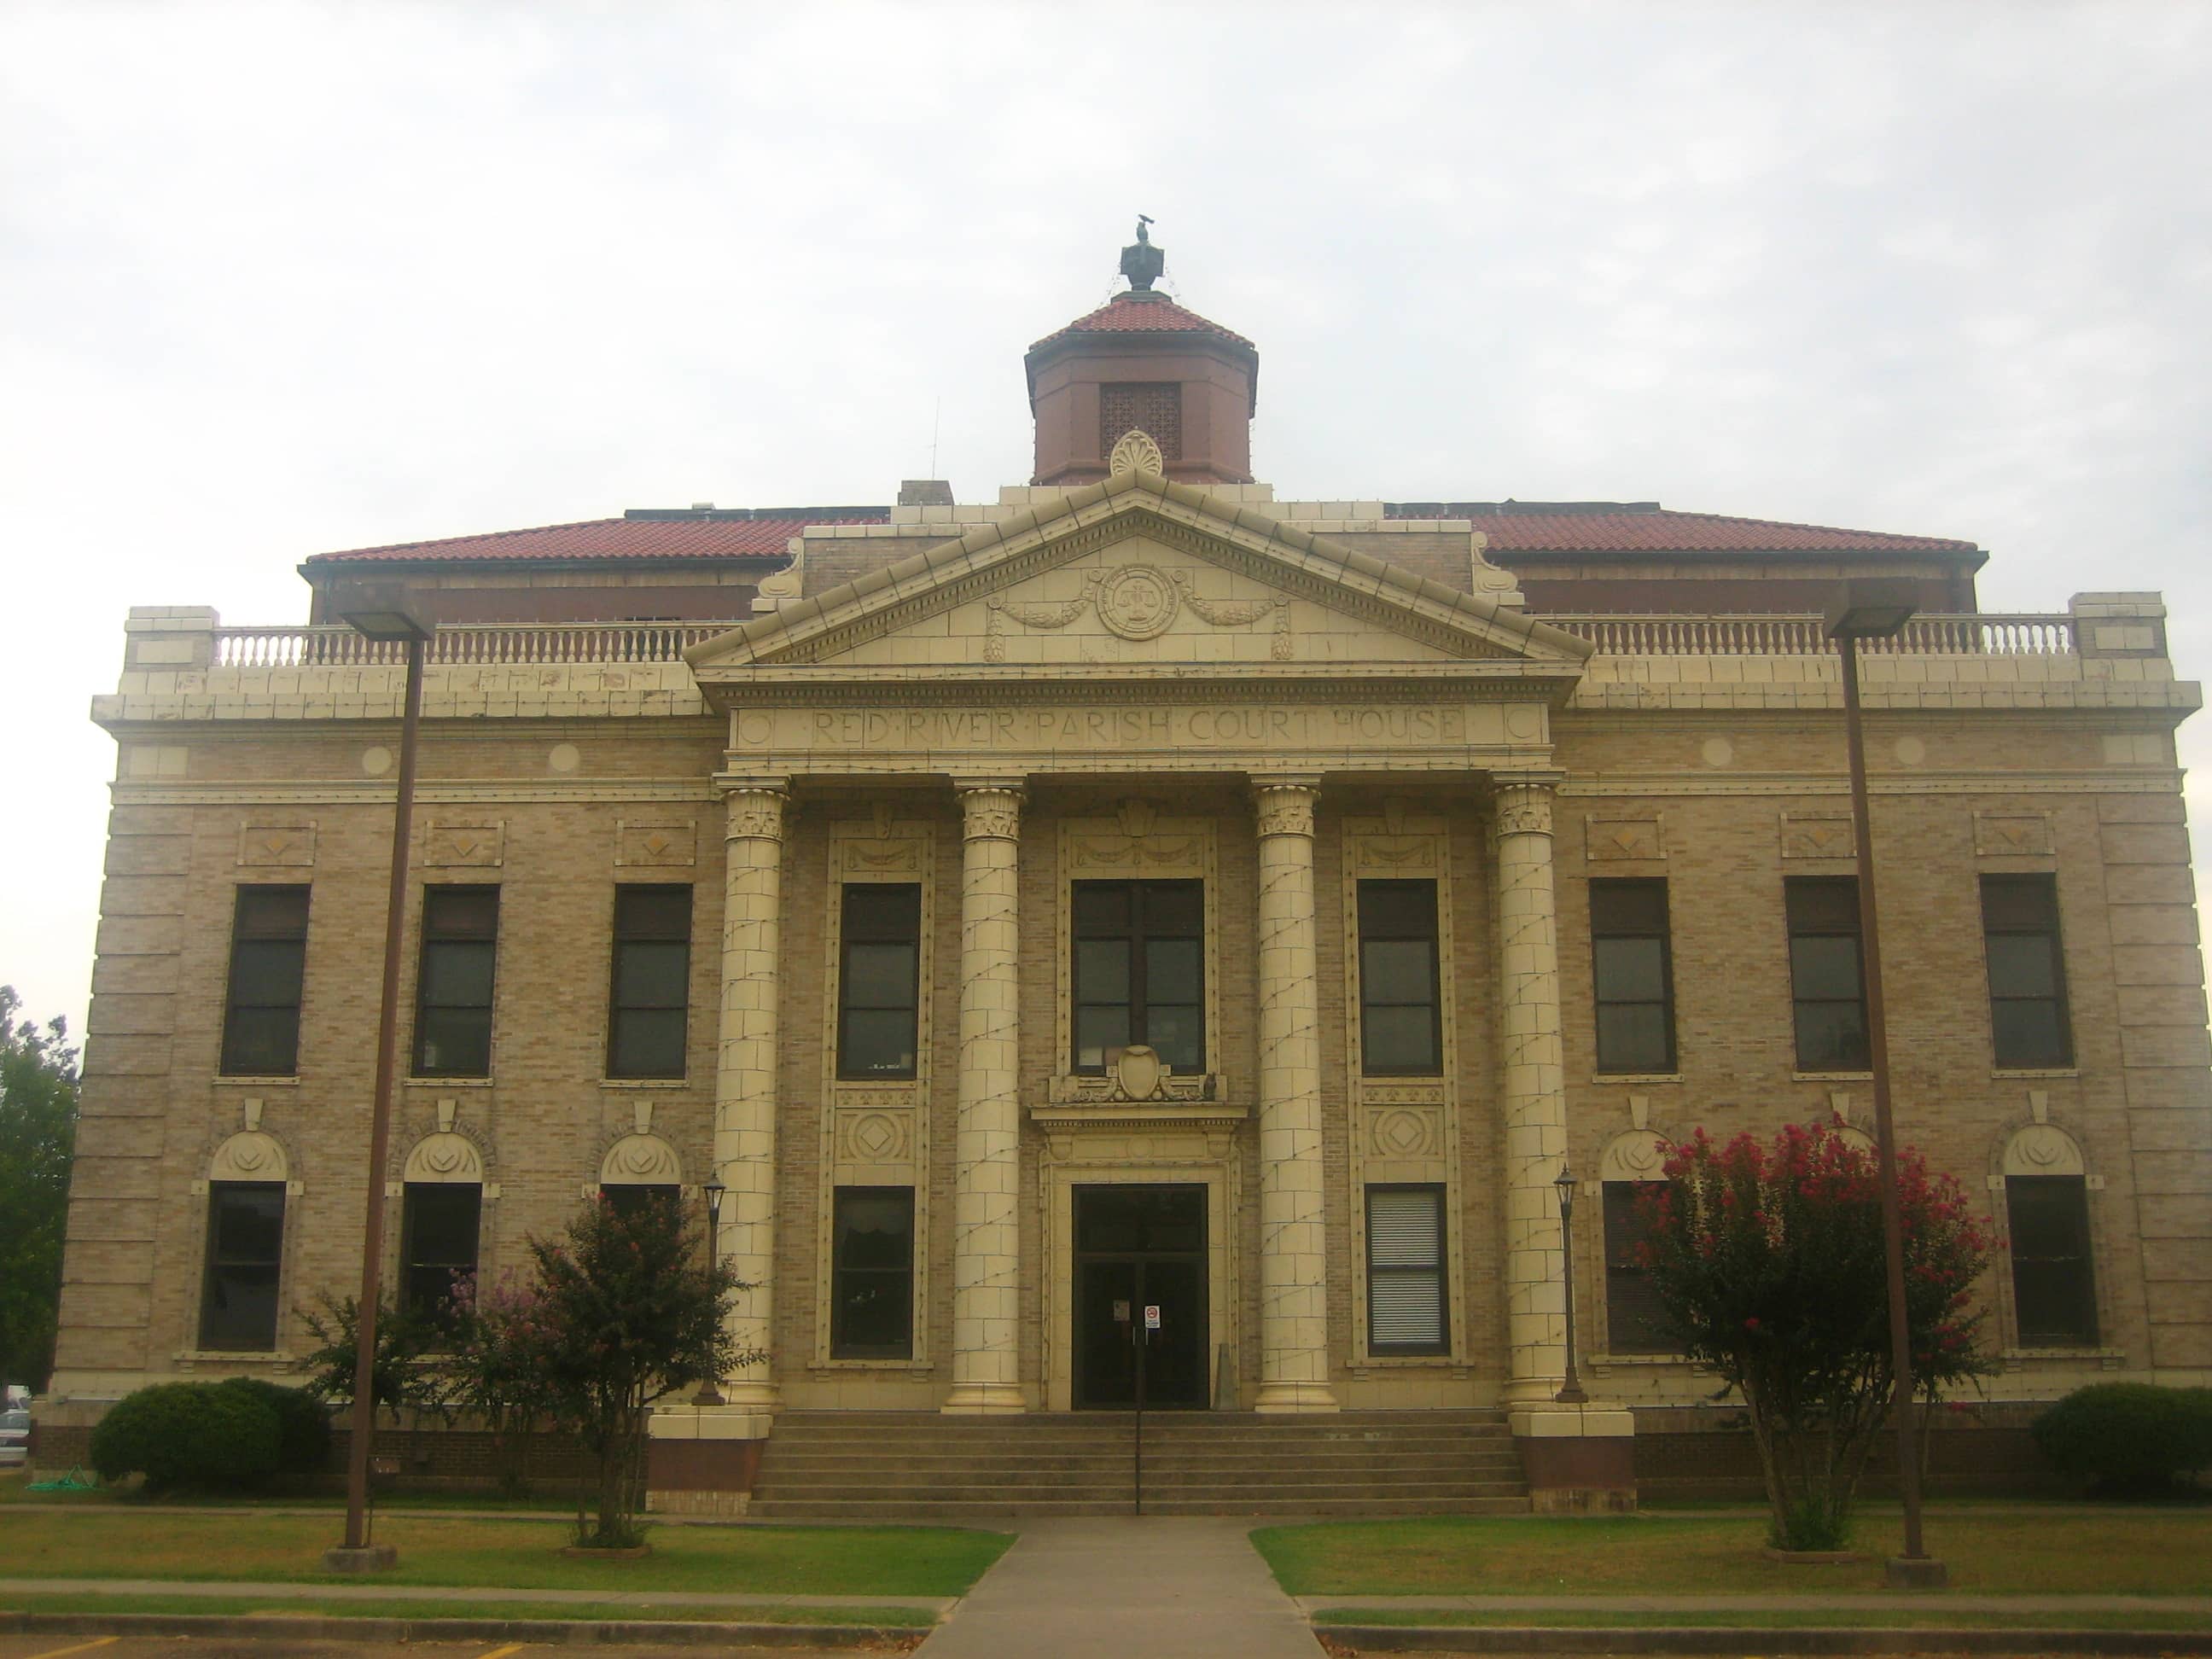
[1633, 1122, 1995, 1551]
[510, 1192, 749, 1548]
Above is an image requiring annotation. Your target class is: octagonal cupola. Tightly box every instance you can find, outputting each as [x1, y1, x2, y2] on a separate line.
[1024, 222, 1259, 488]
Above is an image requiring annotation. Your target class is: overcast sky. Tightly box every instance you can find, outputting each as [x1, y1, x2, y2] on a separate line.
[3, 1, 2209, 1037]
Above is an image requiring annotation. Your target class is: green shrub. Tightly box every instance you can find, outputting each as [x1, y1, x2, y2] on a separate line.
[89, 1381, 282, 1493]
[2032, 1383, 2212, 1495]
[217, 1377, 332, 1476]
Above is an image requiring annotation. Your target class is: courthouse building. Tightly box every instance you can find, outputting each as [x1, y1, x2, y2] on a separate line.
[48, 234, 2212, 1511]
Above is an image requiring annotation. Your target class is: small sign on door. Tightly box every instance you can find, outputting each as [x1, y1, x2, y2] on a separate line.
[1113, 1300, 1131, 1324]
[1144, 1304, 1162, 1330]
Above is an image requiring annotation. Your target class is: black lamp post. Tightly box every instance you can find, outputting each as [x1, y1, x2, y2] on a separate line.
[322, 581, 436, 1573]
[1825, 577, 1945, 1589]
[1554, 1163, 1588, 1406]
[696, 1175, 727, 1406]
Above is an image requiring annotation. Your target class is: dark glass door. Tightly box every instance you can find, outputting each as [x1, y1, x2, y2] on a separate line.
[1073, 1185, 1208, 1409]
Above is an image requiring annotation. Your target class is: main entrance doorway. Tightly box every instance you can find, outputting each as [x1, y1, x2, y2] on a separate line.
[1072, 1184, 1208, 1409]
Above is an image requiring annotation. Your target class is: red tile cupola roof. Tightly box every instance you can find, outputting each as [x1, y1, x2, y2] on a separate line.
[1025, 230, 1262, 489]
[1028, 290, 1256, 352]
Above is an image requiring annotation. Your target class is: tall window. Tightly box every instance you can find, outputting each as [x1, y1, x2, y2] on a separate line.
[2007, 1175, 2098, 1347]
[413, 886, 498, 1077]
[607, 885, 691, 1079]
[199, 1182, 284, 1350]
[830, 1186, 914, 1359]
[1785, 877, 1868, 1070]
[1072, 881, 1202, 1072]
[838, 883, 922, 1079]
[399, 1182, 481, 1324]
[1602, 1181, 1670, 1353]
[1982, 876, 2073, 1068]
[1365, 1185, 1448, 1355]
[220, 885, 310, 1075]
[1590, 879, 1675, 1074]
[1357, 881, 1441, 1075]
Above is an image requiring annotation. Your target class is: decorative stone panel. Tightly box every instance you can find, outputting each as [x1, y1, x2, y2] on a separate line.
[421, 819, 505, 868]
[616, 817, 698, 868]
[1779, 810, 1854, 860]
[236, 819, 317, 868]
[1584, 815, 1665, 863]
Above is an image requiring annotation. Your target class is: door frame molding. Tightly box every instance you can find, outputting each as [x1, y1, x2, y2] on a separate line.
[1040, 1155, 1237, 1412]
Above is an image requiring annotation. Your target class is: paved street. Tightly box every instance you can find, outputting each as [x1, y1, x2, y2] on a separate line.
[0, 1641, 882, 1659]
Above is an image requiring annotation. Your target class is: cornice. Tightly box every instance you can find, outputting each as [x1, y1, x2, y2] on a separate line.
[110, 779, 717, 807]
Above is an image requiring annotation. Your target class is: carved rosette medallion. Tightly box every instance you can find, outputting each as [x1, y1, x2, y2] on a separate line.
[1096, 565, 1179, 640]
[724, 787, 789, 843]
[1254, 784, 1318, 840]
[959, 786, 1023, 843]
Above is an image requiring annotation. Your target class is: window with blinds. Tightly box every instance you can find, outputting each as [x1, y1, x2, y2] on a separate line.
[1982, 875, 2073, 1069]
[2007, 1174, 2098, 1347]
[1365, 1184, 1447, 1355]
[1602, 1181, 1672, 1353]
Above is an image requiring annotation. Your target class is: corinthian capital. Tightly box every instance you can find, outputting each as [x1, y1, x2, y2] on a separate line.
[958, 784, 1024, 843]
[1491, 775, 1556, 840]
[1253, 781, 1319, 840]
[724, 785, 790, 843]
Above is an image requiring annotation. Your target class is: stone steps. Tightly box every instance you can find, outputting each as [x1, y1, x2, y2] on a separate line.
[745, 1408, 1530, 1520]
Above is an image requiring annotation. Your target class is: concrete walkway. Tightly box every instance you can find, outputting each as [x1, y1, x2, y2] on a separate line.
[917, 1516, 1323, 1657]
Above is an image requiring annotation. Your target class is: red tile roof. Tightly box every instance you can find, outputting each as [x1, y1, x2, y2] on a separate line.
[1386, 504, 1979, 556]
[1030, 293, 1256, 351]
[300, 501, 1975, 567]
[303, 510, 888, 565]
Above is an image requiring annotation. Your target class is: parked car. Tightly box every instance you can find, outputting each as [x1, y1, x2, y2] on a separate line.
[0, 1408, 28, 1469]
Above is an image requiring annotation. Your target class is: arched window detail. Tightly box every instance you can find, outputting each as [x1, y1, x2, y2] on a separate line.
[2001, 1122, 2098, 1348]
[1598, 1129, 1672, 1354]
[399, 1103, 486, 1324]
[597, 1108, 684, 1219]
[199, 1111, 294, 1353]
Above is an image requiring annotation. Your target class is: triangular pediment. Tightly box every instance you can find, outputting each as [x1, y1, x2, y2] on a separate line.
[686, 469, 1591, 684]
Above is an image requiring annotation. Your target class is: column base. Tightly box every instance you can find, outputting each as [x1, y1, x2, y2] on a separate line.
[709, 1379, 779, 1414]
[1253, 1379, 1342, 1414]
[940, 1382, 1027, 1415]
[1510, 1402, 1638, 1513]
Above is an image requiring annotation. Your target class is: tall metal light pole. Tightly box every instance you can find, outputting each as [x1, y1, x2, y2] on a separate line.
[1552, 1165, 1590, 1405]
[1825, 578, 1946, 1590]
[696, 1176, 727, 1406]
[323, 581, 436, 1574]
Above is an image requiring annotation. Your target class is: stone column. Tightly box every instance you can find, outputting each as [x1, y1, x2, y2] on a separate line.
[943, 783, 1027, 1414]
[1252, 780, 1341, 1413]
[713, 783, 789, 1412]
[1493, 774, 1570, 1406]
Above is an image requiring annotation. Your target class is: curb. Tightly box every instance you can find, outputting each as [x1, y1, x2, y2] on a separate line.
[0, 1610, 924, 1648]
[1317, 1626, 2212, 1655]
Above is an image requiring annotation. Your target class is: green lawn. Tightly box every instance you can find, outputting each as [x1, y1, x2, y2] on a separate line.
[1313, 1608, 2212, 1633]
[1252, 1511, 2212, 1598]
[0, 1592, 935, 1629]
[0, 1511, 1010, 1597]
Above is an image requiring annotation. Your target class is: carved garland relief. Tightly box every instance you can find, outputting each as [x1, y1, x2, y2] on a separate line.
[984, 562, 1294, 661]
